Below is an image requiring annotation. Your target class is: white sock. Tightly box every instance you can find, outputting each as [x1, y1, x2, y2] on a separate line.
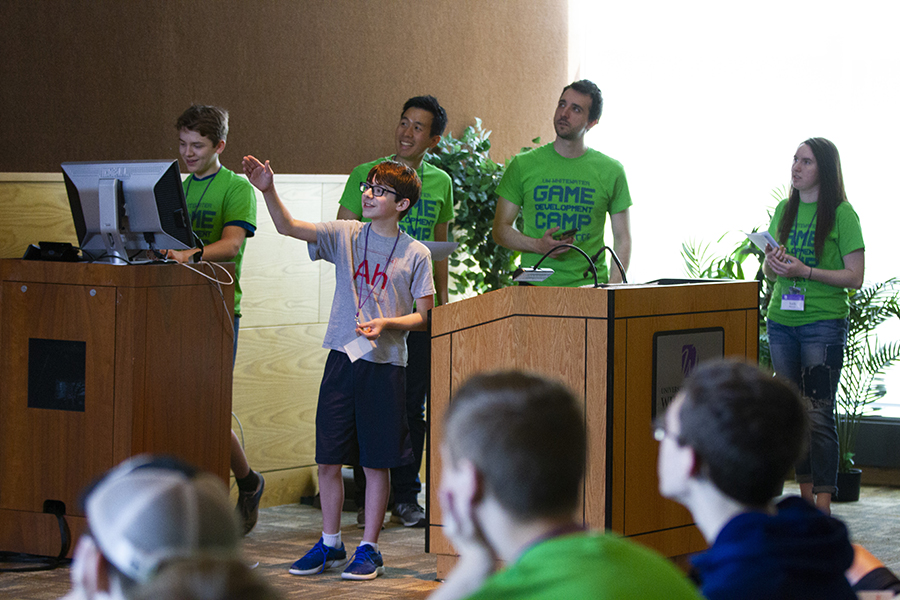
[323, 532, 341, 548]
[360, 541, 379, 552]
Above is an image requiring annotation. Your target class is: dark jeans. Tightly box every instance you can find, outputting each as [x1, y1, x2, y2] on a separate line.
[767, 318, 847, 494]
[354, 329, 429, 506]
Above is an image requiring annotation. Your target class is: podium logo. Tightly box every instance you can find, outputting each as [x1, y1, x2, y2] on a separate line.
[681, 344, 699, 376]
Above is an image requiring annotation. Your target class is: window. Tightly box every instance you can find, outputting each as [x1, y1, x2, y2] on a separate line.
[570, 0, 900, 416]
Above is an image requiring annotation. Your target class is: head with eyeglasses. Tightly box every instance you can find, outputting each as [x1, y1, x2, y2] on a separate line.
[656, 359, 806, 507]
[360, 160, 421, 219]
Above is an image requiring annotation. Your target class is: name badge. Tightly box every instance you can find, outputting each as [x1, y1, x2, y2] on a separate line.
[344, 335, 376, 362]
[781, 294, 805, 311]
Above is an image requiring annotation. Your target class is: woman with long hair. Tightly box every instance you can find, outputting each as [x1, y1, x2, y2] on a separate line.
[763, 137, 865, 515]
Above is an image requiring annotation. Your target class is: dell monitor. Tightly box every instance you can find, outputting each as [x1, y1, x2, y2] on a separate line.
[61, 159, 194, 264]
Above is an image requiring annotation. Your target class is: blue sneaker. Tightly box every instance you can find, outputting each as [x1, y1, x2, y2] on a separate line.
[288, 538, 348, 575]
[341, 544, 385, 580]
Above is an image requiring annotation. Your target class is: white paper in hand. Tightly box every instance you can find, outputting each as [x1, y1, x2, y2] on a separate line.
[744, 231, 779, 252]
[344, 335, 376, 362]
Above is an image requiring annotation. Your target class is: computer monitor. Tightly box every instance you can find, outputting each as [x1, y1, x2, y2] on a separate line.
[61, 160, 194, 264]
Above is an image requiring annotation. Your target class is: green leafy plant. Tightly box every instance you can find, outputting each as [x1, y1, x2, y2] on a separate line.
[426, 119, 531, 297]
[837, 279, 900, 472]
[681, 230, 773, 366]
[681, 188, 787, 365]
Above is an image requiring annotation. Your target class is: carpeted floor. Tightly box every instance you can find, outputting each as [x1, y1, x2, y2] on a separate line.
[0, 503, 440, 600]
[820, 485, 900, 575]
[2, 485, 898, 599]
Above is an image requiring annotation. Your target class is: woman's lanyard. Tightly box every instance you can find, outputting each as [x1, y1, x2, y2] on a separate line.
[184, 169, 219, 218]
[789, 211, 817, 288]
[355, 223, 401, 325]
[782, 210, 817, 311]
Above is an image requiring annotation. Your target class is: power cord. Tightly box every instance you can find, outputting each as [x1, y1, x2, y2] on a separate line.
[0, 500, 72, 572]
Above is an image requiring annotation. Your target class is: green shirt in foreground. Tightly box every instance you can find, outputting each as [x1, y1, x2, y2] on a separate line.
[766, 199, 864, 327]
[463, 532, 702, 600]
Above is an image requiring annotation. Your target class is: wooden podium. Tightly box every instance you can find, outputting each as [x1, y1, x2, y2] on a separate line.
[427, 281, 759, 577]
[0, 259, 235, 557]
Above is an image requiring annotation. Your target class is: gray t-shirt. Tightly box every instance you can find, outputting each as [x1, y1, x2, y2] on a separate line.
[309, 220, 434, 366]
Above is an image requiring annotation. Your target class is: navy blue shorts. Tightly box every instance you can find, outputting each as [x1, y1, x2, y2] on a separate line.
[315, 350, 414, 469]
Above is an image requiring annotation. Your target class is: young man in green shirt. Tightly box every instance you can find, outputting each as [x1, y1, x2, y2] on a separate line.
[492, 79, 633, 286]
[167, 105, 264, 535]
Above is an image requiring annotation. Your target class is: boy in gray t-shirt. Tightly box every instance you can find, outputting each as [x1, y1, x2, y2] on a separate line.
[242, 156, 434, 581]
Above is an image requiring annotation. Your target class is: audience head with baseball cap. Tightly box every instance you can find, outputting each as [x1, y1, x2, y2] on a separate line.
[63, 454, 243, 600]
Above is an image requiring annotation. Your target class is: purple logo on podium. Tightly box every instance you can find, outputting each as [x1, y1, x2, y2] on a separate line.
[682, 344, 699, 377]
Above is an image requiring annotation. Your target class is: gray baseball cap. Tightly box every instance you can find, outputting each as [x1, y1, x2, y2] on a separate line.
[83, 455, 241, 583]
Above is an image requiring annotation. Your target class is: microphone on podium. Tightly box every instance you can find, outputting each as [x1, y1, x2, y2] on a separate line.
[583, 246, 628, 284]
[512, 244, 601, 287]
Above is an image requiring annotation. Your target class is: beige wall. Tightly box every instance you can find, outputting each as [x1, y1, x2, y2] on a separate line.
[1, 0, 568, 173]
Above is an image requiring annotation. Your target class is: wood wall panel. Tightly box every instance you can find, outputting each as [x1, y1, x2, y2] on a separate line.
[0, 179, 75, 258]
[583, 318, 608, 529]
[1, 1, 568, 174]
[232, 324, 328, 473]
[241, 182, 328, 328]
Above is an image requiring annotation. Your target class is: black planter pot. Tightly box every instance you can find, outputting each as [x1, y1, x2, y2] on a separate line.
[835, 468, 862, 502]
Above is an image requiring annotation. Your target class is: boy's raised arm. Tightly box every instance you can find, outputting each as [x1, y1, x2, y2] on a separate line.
[242, 155, 317, 243]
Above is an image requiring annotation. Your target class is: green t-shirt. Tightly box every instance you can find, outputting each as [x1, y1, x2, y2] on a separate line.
[496, 143, 632, 286]
[183, 167, 257, 316]
[766, 200, 864, 326]
[338, 156, 454, 241]
[464, 532, 702, 600]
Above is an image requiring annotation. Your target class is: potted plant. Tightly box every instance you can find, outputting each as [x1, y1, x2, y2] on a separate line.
[425, 119, 513, 297]
[834, 279, 900, 501]
[681, 230, 773, 367]
[681, 188, 784, 366]
[426, 119, 537, 297]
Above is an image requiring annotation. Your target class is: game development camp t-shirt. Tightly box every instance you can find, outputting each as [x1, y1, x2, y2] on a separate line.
[496, 143, 632, 287]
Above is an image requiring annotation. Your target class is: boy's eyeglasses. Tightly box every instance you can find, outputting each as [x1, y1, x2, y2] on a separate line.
[360, 182, 398, 198]
[651, 414, 685, 446]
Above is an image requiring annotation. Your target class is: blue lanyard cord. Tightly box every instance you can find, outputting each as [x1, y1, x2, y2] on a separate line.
[789, 210, 817, 284]
[184, 169, 220, 218]
[789, 210, 817, 257]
